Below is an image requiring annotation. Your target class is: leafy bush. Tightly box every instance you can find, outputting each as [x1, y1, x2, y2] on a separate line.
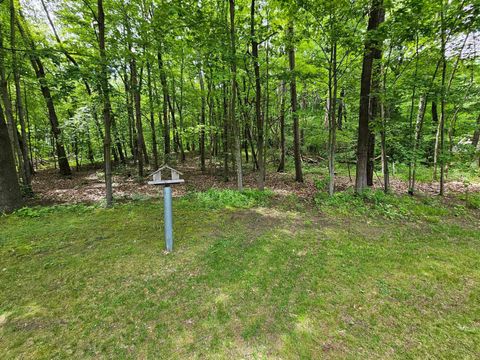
[182, 189, 273, 209]
[13, 204, 97, 218]
[464, 193, 480, 210]
[316, 189, 449, 220]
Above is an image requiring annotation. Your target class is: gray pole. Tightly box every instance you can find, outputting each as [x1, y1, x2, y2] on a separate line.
[163, 185, 173, 252]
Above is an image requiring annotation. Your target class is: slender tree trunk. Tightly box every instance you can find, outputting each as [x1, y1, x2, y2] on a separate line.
[288, 23, 303, 183]
[327, 39, 338, 196]
[380, 98, 389, 192]
[337, 89, 345, 130]
[355, 0, 384, 193]
[178, 51, 186, 162]
[473, 114, 480, 167]
[222, 82, 229, 181]
[0, 24, 20, 171]
[472, 114, 480, 148]
[111, 111, 126, 164]
[229, 0, 243, 190]
[409, 94, 427, 195]
[10, 0, 32, 192]
[16, 17, 71, 176]
[147, 59, 158, 169]
[168, 76, 183, 158]
[199, 66, 206, 171]
[123, 67, 137, 160]
[130, 57, 145, 178]
[158, 51, 171, 159]
[277, 81, 286, 172]
[0, 102, 22, 212]
[98, 0, 113, 206]
[439, 1, 447, 196]
[251, 0, 264, 190]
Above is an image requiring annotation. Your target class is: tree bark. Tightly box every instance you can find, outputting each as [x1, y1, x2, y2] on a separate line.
[147, 59, 158, 169]
[409, 94, 427, 195]
[199, 66, 206, 171]
[251, 0, 264, 190]
[0, 21, 21, 172]
[0, 102, 22, 212]
[355, 0, 384, 193]
[287, 23, 303, 183]
[439, 1, 447, 196]
[16, 16, 71, 176]
[472, 114, 480, 148]
[98, 0, 113, 206]
[277, 81, 286, 172]
[10, 0, 32, 192]
[229, 0, 243, 190]
[327, 38, 338, 196]
[158, 51, 171, 159]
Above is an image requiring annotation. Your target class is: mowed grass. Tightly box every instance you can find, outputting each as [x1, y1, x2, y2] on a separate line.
[1, 191, 480, 359]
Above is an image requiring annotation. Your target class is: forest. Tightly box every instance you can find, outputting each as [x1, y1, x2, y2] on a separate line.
[1, 0, 480, 358]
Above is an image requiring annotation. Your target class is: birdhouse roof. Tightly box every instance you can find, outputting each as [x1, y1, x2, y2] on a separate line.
[149, 164, 183, 176]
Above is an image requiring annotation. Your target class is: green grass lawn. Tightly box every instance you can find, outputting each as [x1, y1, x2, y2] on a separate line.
[1, 191, 480, 359]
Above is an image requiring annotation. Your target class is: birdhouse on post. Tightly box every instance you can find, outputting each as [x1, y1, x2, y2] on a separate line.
[148, 165, 184, 252]
[148, 165, 185, 186]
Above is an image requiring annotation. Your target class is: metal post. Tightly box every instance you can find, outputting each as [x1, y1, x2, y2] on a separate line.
[163, 185, 173, 252]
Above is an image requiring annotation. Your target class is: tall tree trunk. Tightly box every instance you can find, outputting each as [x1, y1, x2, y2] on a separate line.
[111, 111, 126, 164]
[130, 57, 145, 178]
[168, 76, 183, 157]
[327, 38, 338, 196]
[472, 114, 480, 148]
[98, 0, 113, 206]
[473, 114, 480, 167]
[355, 0, 384, 193]
[199, 66, 206, 171]
[123, 66, 137, 160]
[158, 51, 171, 159]
[0, 22, 21, 173]
[10, 0, 32, 192]
[439, 1, 447, 196]
[0, 102, 22, 212]
[431, 100, 439, 168]
[16, 17, 71, 176]
[277, 81, 286, 172]
[337, 89, 345, 130]
[222, 82, 229, 180]
[380, 96, 389, 193]
[147, 59, 159, 169]
[409, 94, 427, 195]
[229, 0, 243, 190]
[251, 0, 264, 190]
[288, 22, 303, 183]
[177, 50, 186, 162]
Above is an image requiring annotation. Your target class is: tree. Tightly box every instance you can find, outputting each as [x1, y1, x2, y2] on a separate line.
[0, 102, 22, 213]
[229, 0, 243, 190]
[16, 12, 71, 176]
[355, 0, 384, 193]
[287, 21, 303, 183]
[98, 0, 113, 206]
[251, 0, 265, 190]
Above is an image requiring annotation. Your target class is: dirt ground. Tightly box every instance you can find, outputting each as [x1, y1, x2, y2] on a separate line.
[29, 156, 480, 205]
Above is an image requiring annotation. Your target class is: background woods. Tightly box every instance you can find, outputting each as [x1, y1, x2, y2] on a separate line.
[0, 0, 479, 211]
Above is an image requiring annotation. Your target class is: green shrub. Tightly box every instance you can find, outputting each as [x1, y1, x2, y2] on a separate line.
[182, 189, 273, 209]
[465, 193, 480, 210]
[12, 204, 97, 218]
[316, 189, 450, 220]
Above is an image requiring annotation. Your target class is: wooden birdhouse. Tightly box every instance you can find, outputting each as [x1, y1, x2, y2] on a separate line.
[148, 165, 185, 186]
